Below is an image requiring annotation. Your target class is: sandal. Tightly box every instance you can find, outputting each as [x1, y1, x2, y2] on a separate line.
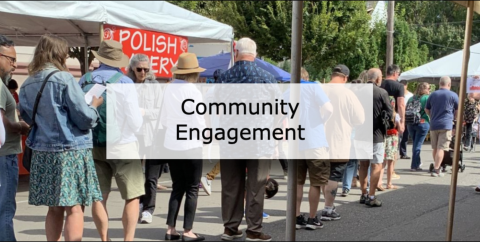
[377, 186, 385, 191]
[387, 185, 398, 190]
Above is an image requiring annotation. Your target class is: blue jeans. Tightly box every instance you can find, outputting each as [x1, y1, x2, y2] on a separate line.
[342, 159, 358, 191]
[408, 123, 430, 169]
[0, 155, 18, 241]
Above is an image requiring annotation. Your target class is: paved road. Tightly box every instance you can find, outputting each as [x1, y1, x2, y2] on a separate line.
[13, 144, 480, 241]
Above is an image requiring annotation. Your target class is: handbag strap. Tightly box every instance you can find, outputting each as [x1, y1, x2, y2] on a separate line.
[31, 70, 60, 125]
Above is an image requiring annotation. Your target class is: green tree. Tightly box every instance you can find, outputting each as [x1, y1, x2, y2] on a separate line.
[396, 1, 480, 61]
[167, 1, 431, 81]
[68, 47, 98, 76]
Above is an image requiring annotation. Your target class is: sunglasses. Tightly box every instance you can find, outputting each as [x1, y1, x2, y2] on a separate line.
[136, 67, 150, 73]
[0, 53, 16, 65]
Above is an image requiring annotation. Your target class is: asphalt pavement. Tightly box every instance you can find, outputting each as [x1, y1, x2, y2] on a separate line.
[13, 144, 480, 241]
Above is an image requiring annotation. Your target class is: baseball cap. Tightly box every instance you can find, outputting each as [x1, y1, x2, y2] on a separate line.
[213, 69, 224, 80]
[332, 64, 350, 77]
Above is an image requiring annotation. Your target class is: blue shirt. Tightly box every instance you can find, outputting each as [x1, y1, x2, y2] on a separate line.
[425, 88, 459, 131]
[283, 81, 330, 151]
[215, 61, 281, 158]
[78, 64, 143, 145]
[218, 61, 277, 84]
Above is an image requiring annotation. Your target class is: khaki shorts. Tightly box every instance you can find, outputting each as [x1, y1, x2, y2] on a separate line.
[92, 142, 145, 200]
[430, 130, 452, 151]
[298, 147, 330, 186]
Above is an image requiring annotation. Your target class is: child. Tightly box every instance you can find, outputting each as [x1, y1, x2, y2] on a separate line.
[378, 97, 400, 190]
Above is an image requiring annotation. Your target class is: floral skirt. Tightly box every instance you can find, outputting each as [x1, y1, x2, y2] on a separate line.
[384, 134, 399, 160]
[28, 149, 103, 207]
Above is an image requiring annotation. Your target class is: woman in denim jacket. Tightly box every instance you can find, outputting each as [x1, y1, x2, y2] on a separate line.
[18, 35, 104, 241]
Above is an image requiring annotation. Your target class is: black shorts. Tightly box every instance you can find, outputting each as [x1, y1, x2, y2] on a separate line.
[329, 162, 348, 182]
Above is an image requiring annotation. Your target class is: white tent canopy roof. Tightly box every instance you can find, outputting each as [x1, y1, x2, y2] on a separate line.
[0, 1, 234, 47]
[399, 42, 480, 82]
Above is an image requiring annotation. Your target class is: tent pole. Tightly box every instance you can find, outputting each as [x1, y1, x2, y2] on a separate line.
[84, 36, 89, 74]
[446, 1, 474, 241]
[99, 23, 104, 43]
[230, 37, 235, 69]
[286, 1, 303, 241]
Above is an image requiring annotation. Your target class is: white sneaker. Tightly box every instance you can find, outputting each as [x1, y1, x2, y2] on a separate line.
[140, 211, 153, 224]
[200, 176, 212, 195]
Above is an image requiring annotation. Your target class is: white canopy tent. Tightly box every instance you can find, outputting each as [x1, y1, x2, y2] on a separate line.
[399, 42, 480, 85]
[0, 1, 234, 46]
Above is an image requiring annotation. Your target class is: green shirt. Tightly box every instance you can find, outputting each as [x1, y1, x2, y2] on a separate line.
[409, 94, 430, 123]
[0, 79, 22, 156]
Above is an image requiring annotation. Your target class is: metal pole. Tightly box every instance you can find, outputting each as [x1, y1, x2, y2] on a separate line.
[286, 1, 303, 241]
[99, 23, 104, 43]
[230, 36, 235, 69]
[446, 1, 474, 241]
[386, 1, 395, 71]
[84, 37, 89, 74]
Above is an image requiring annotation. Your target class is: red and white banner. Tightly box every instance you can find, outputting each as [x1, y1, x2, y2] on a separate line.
[467, 76, 480, 93]
[103, 24, 188, 78]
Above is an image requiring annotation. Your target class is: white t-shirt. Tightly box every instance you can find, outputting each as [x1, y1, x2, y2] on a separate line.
[395, 113, 401, 123]
[405, 91, 414, 106]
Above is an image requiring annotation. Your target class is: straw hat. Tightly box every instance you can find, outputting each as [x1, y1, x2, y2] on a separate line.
[92, 40, 130, 68]
[171, 53, 205, 74]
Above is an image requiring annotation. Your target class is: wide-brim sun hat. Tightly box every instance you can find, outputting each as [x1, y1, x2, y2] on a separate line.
[171, 53, 206, 75]
[92, 40, 130, 68]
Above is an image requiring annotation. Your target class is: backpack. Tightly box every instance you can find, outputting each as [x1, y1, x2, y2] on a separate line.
[405, 96, 422, 124]
[82, 72, 124, 147]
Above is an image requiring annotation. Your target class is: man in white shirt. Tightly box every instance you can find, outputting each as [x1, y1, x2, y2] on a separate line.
[399, 80, 413, 159]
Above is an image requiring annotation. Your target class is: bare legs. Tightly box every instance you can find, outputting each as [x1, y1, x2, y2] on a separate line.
[92, 193, 139, 241]
[46, 205, 85, 241]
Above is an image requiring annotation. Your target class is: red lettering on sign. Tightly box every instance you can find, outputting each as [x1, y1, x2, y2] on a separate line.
[103, 24, 188, 78]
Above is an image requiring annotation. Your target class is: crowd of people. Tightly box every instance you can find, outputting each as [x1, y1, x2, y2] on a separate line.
[0, 32, 480, 242]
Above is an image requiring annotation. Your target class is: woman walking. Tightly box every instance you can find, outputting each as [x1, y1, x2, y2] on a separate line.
[407, 82, 431, 171]
[160, 53, 206, 241]
[19, 35, 103, 241]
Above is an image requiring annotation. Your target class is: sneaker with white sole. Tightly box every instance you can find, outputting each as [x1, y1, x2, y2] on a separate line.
[295, 214, 307, 229]
[320, 208, 341, 221]
[140, 211, 153, 224]
[431, 169, 445, 177]
[306, 216, 324, 230]
[200, 176, 212, 195]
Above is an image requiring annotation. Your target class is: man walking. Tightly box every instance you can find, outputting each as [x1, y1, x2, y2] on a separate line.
[425, 76, 459, 177]
[399, 80, 413, 159]
[0, 35, 29, 241]
[79, 40, 144, 241]
[355, 68, 393, 207]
